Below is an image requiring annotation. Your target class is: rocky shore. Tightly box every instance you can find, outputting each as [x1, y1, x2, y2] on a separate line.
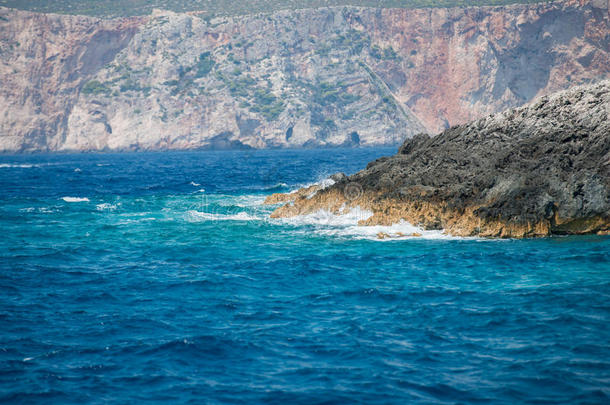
[266, 80, 610, 238]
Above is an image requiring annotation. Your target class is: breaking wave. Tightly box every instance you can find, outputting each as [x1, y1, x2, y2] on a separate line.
[186, 210, 262, 222]
[273, 206, 458, 240]
[62, 197, 90, 203]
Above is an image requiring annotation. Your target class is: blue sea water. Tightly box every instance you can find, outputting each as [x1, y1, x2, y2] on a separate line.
[0, 148, 609, 404]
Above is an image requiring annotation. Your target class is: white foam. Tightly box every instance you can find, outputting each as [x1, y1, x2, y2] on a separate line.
[265, 182, 288, 190]
[74, 168, 82, 172]
[190, 181, 201, 187]
[276, 206, 373, 226]
[273, 207, 460, 241]
[289, 177, 336, 194]
[62, 197, 89, 203]
[0, 163, 36, 168]
[186, 210, 262, 222]
[231, 195, 267, 207]
[317, 220, 453, 241]
[96, 203, 117, 211]
[23, 206, 59, 214]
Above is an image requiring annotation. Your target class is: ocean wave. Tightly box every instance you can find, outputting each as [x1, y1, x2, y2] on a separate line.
[227, 195, 267, 207]
[290, 177, 336, 194]
[61, 197, 90, 203]
[274, 207, 458, 240]
[190, 181, 201, 187]
[316, 220, 454, 241]
[186, 210, 262, 222]
[0, 163, 38, 168]
[96, 203, 118, 211]
[18, 207, 61, 214]
[276, 207, 373, 226]
[261, 182, 289, 192]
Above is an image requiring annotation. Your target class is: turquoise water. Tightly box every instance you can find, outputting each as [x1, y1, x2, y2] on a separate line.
[1, 149, 609, 403]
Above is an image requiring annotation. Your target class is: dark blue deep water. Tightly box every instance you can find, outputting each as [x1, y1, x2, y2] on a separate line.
[1, 149, 609, 404]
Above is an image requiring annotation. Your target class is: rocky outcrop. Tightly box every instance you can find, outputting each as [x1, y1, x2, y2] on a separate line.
[267, 80, 610, 238]
[0, 0, 609, 152]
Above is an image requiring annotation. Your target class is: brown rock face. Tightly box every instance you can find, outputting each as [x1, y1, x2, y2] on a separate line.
[0, 0, 608, 152]
[0, 9, 144, 152]
[355, 0, 610, 133]
[269, 80, 610, 238]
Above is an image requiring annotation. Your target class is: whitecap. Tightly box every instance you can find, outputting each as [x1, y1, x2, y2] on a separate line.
[276, 206, 373, 226]
[225, 195, 267, 207]
[190, 181, 201, 187]
[290, 177, 336, 194]
[273, 207, 462, 241]
[96, 203, 117, 211]
[186, 210, 261, 222]
[0, 163, 36, 168]
[262, 182, 289, 191]
[316, 220, 454, 241]
[62, 197, 89, 203]
[74, 168, 81, 172]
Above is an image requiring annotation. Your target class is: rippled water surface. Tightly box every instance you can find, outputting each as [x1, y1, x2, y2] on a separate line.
[1, 149, 609, 404]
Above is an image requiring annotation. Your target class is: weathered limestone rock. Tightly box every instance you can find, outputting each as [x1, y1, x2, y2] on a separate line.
[269, 80, 610, 238]
[0, 0, 608, 152]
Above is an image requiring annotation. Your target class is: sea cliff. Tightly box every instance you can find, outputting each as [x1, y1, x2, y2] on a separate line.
[267, 80, 610, 238]
[0, 0, 608, 152]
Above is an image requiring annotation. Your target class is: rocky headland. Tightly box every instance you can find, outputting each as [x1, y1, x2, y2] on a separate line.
[266, 80, 610, 238]
[0, 0, 609, 152]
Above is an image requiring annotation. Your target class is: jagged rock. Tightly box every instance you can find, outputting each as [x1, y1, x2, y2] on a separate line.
[329, 172, 348, 183]
[270, 80, 610, 238]
[0, 0, 609, 152]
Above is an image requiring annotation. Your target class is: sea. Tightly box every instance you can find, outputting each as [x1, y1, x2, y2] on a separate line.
[0, 148, 609, 404]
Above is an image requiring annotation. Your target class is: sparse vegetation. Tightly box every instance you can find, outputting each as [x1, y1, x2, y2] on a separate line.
[250, 88, 284, 121]
[194, 52, 214, 78]
[369, 45, 400, 61]
[119, 79, 151, 94]
[0, 1, 553, 18]
[313, 81, 359, 107]
[82, 80, 111, 95]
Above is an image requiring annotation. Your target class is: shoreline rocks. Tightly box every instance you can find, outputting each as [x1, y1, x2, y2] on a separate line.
[266, 80, 610, 238]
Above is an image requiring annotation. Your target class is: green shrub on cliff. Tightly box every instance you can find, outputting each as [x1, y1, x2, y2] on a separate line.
[313, 81, 359, 107]
[194, 52, 214, 78]
[369, 45, 400, 61]
[82, 80, 110, 95]
[250, 88, 284, 120]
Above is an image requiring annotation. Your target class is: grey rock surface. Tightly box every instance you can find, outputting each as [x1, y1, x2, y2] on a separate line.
[345, 80, 610, 232]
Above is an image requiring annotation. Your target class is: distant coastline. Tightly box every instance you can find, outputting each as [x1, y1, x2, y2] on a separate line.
[1, 1, 608, 152]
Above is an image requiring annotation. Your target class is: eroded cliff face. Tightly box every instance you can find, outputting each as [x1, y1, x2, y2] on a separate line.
[0, 0, 608, 152]
[0, 10, 144, 151]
